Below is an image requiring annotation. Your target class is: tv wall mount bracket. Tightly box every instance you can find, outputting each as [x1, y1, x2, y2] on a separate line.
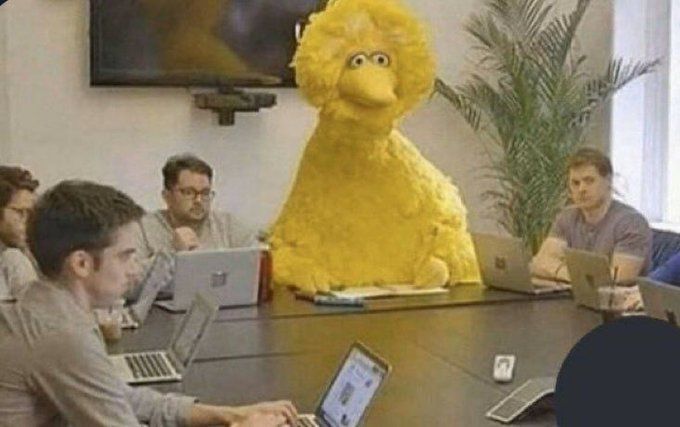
[193, 86, 277, 126]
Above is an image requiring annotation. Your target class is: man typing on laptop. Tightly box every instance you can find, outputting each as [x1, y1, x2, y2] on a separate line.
[0, 180, 296, 426]
[531, 148, 651, 284]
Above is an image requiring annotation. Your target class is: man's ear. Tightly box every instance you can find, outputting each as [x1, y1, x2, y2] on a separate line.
[63, 250, 95, 280]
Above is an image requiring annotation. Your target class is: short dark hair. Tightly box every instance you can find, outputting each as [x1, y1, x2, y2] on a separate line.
[162, 154, 213, 190]
[0, 166, 39, 210]
[567, 148, 613, 178]
[27, 180, 144, 279]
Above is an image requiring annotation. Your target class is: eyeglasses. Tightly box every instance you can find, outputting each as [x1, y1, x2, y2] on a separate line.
[174, 187, 215, 201]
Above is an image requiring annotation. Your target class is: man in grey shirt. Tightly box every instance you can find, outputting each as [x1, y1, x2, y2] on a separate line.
[132, 154, 254, 299]
[136, 153, 253, 258]
[0, 180, 296, 426]
[532, 148, 652, 283]
[0, 166, 40, 298]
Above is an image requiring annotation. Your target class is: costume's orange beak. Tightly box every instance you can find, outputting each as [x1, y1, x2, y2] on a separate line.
[338, 64, 397, 108]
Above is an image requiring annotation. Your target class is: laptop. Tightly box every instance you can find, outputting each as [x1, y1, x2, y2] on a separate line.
[121, 252, 173, 329]
[297, 342, 391, 427]
[156, 247, 262, 312]
[564, 249, 613, 310]
[110, 292, 218, 385]
[638, 278, 680, 325]
[472, 233, 571, 295]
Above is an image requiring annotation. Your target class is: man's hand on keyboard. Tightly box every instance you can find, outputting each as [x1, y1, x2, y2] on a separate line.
[231, 412, 289, 427]
[189, 400, 297, 426]
[231, 400, 297, 427]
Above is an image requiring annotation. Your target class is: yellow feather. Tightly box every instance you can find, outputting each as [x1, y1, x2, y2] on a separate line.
[271, 0, 480, 291]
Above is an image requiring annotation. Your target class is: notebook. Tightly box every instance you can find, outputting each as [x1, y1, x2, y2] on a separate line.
[121, 252, 173, 329]
[638, 277, 680, 325]
[329, 284, 448, 299]
[472, 233, 570, 295]
[296, 342, 391, 427]
[156, 247, 262, 312]
[564, 249, 612, 310]
[109, 292, 218, 384]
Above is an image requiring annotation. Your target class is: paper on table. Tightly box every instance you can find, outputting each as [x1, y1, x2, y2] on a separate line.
[329, 284, 449, 299]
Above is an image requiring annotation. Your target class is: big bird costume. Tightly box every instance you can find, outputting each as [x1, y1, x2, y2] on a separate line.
[269, 0, 479, 292]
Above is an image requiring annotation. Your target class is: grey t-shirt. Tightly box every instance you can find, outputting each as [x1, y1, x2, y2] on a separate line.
[135, 210, 255, 260]
[550, 200, 652, 273]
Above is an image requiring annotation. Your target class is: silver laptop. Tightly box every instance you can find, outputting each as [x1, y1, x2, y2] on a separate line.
[639, 278, 680, 325]
[156, 247, 262, 313]
[121, 252, 172, 329]
[472, 233, 571, 295]
[110, 292, 218, 384]
[297, 342, 391, 427]
[564, 249, 612, 310]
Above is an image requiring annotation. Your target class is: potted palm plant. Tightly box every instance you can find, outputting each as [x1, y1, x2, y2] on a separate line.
[435, 0, 658, 253]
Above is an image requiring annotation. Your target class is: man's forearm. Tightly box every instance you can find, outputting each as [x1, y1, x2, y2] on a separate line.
[188, 404, 236, 426]
[531, 256, 569, 281]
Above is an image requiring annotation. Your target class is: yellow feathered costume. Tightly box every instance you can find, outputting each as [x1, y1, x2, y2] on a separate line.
[269, 0, 479, 292]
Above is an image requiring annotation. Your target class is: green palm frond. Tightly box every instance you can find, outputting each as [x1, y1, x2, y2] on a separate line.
[434, 0, 657, 253]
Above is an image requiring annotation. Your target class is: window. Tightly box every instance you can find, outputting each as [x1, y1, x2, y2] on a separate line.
[611, 0, 677, 229]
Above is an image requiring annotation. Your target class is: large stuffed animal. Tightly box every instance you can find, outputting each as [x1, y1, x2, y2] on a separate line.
[269, 0, 479, 292]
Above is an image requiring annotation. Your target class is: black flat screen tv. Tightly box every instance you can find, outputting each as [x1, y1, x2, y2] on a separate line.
[90, 0, 325, 87]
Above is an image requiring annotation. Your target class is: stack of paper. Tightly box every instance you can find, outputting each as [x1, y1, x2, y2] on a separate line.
[329, 284, 449, 299]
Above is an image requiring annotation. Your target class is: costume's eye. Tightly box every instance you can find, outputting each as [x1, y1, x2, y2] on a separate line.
[371, 52, 390, 67]
[348, 53, 368, 69]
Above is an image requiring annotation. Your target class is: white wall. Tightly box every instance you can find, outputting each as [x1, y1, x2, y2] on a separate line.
[0, 0, 613, 234]
[0, 8, 8, 160]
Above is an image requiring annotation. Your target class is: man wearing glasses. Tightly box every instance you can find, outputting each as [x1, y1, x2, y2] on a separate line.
[0, 166, 40, 298]
[133, 154, 253, 296]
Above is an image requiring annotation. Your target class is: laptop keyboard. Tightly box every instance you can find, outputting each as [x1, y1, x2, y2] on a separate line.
[296, 417, 317, 427]
[124, 352, 174, 379]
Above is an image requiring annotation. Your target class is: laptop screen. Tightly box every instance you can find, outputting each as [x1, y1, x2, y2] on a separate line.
[131, 252, 172, 322]
[318, 346, 389, 427]
[169, 293, 217, 368]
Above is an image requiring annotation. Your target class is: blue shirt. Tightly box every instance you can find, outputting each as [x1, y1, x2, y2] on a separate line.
[650, 252, 680, 286]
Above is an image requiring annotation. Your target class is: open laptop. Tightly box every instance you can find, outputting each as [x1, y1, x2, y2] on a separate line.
[297, 342, 391, 427]
[156, 247, 262, 312]
[564, 249, 613, 310]
[121, 252, 172, 329]
[110, 292, 218, 384]
[638, 278, 680, 325]
[472, 233, 571, 295]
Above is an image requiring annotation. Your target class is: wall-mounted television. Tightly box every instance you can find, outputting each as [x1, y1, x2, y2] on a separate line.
[90, 0, 325, 87]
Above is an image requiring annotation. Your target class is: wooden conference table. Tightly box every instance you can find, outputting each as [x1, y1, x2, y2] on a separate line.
[110, 285, 601, 426]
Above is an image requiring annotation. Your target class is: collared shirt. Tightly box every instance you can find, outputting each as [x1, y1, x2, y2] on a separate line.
[0, 280, 195, 426]
[550, 199, 652, 273]
[135, 210, 254, 260]
[0, 242, 38, 299]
